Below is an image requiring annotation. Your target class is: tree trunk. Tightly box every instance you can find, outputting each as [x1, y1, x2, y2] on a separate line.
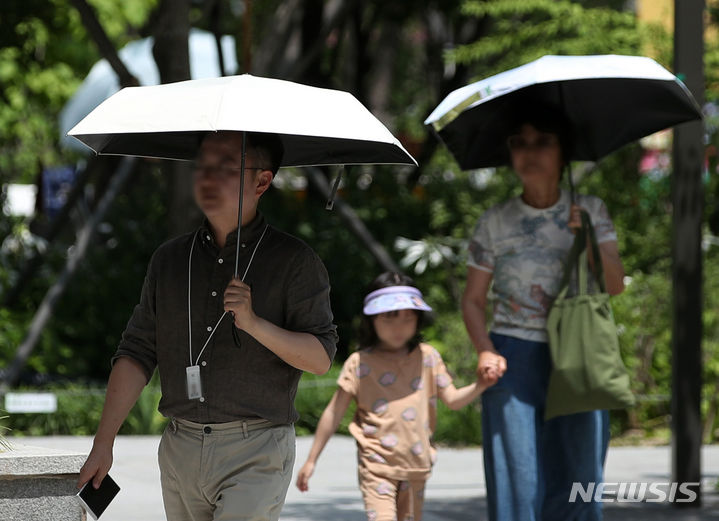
[152, 0, 200, 237]
[671, 0, 704, 506]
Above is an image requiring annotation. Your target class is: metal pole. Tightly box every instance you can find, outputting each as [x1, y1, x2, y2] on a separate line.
[672, 0, 704, 507]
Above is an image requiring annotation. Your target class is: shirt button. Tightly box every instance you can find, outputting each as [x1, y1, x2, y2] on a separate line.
[205, 235, 211, 241]
[241, 243, 247, 248]
[199, 397, 205, 403]
[201, 361, 207, 367]
[211, 291, 217, 297]
[218, 258, 224, 264]
[206, 326, 212, 332]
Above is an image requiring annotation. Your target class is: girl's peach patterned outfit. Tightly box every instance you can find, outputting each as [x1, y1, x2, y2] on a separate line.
[338, 343, 454, 521]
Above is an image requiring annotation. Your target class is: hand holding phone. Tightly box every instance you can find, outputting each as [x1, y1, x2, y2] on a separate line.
[76, 474, 120, 520]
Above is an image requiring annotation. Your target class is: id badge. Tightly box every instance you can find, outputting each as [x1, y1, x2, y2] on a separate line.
[186, 365, 203, 400]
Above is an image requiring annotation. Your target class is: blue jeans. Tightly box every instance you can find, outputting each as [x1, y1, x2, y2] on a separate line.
[481, 333, 609, 521]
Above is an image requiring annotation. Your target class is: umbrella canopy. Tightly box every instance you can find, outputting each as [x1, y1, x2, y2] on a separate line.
[59, 28, 238, 152]
[425, 54, 702, 170]
[68, 74, 416, 167]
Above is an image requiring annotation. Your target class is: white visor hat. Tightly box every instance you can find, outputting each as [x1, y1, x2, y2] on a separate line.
[363, 286, 432, 316]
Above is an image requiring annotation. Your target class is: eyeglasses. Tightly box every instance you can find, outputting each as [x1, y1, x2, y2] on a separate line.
[506, 133, 559, 152]
[192, 162, 267, 179]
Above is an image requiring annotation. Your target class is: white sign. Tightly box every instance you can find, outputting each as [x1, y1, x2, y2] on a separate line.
[3, 184, 37, 217]
[5, 392, 58, 413]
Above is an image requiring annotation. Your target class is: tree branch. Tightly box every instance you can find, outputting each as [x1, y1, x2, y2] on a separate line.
[0, 158, 136, 393]
[69, 0, 138, 88]
[305, 167, 401, 274]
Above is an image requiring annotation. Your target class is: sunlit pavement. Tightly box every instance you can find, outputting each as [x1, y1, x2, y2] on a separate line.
[13, 435, 719, 521]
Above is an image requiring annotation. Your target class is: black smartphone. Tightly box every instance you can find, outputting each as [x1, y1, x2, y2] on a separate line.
[76, 474, 120, 520]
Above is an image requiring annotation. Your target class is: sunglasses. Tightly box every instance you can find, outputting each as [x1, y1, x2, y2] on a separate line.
[507, 133, 559, 151]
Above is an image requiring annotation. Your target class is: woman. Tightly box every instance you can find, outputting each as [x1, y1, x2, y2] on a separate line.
[461, 107, 625, 521]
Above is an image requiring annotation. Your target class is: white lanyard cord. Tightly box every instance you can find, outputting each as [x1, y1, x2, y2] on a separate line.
[188, 225, 269, 366]
[188, 230, 198, 367]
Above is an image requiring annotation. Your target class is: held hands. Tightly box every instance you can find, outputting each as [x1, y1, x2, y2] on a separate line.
[476, 349, 506, 385]
[224, 277, 256, 331]
[295, 460, 316, 492]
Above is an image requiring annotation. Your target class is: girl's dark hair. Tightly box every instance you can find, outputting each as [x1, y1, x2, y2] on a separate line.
[357, 271, 427, 353]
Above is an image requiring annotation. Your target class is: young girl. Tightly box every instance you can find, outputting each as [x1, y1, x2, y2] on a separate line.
[296, 272, 496, 521]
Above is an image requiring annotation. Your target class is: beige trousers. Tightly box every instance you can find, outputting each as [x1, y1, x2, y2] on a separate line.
[158, 418, 295, 521]
[358, 463, 427, 521]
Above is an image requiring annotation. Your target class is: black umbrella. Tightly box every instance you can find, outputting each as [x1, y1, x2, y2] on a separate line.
[425, 54, 702, 170]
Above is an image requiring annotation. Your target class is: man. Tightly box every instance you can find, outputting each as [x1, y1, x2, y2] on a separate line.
[78, 131, 338, 521]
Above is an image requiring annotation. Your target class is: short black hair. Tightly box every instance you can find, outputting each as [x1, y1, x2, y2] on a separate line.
[246, 132, 284, 175]
[357, 271, 427, 353]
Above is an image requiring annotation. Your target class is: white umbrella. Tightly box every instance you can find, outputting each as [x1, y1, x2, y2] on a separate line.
[68, 74, 416, 167]
[425, 54, 702, 170]
[59, 28, 237, 151]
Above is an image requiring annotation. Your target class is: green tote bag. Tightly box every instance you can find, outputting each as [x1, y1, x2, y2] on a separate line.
[544, 211, 635, 420]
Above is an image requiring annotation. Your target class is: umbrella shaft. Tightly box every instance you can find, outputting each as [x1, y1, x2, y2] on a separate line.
[234, 132, 247, 278]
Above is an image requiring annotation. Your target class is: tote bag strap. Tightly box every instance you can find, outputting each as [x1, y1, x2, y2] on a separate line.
[555, 211, 606, 302]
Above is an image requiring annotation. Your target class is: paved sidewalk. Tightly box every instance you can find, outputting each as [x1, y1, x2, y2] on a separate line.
[13, 435, 719, 521]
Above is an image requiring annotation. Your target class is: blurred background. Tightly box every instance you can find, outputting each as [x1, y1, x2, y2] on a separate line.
[0, 0, 718, 448]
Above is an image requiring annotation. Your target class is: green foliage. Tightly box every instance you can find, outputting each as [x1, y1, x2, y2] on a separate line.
[706, 6, 719, 101]
[611, 268, 672, 432]
[8, 377, 166, 437]
[701, 256, 719, 443]
[0, 0, 157, 183]
[0, 3, 84, 181]
[294, 366, 354, 436]
[425, 312, 477, 382]
[0, 163, 168, 382]
[425, 311, 484, 445]
[451, 0, 643, 78]
[434, 401, 483, 445]
[0, 1, 165, 385]
[7, 387, 105, 436]
[47, 165, 168, 379]
[89, 0, 159, 36]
